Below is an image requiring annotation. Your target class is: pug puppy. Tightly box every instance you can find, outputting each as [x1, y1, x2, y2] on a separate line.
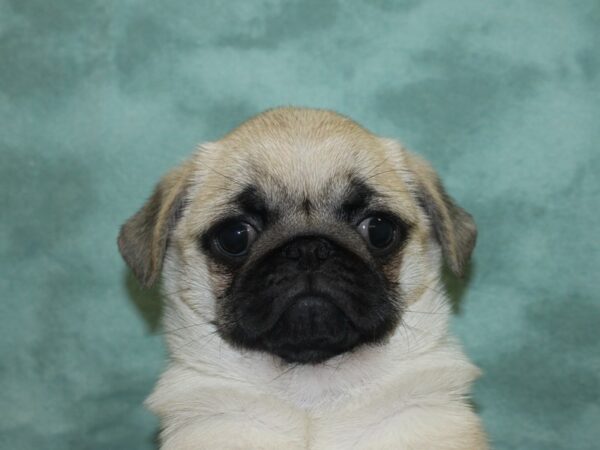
[118, 108, 487, 449]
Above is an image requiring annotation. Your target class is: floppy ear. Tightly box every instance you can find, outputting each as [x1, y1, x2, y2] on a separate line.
[117, 162, 193, 287]
[403, 151, 477, 277]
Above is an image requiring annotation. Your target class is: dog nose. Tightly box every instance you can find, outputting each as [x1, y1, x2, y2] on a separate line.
[282, 236, 333, 269]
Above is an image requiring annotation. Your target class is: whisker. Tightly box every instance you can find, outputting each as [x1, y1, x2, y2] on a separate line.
[205, 166, 246, 189]
[269, 362, 300, 383]
[160, 320, 217, 336]
[362, 169, 399, 182]
[362, 157, 389, 179]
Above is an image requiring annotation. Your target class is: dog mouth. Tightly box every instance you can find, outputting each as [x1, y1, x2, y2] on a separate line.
[258, 294, 362, 364]
[224, 290, 392, 364]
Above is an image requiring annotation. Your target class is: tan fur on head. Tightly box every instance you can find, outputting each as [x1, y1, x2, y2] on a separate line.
[117, 107, 487, 450]
[119, 108, 476, 286]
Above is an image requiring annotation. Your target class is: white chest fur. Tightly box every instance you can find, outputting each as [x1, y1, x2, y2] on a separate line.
[147, 284, 487, 450]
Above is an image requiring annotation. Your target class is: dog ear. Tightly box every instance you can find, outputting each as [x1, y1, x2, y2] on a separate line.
[118, 162, 193, 287]
[404, 151, 477, 277]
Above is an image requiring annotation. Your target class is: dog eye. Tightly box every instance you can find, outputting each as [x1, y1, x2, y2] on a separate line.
[357, 216, 396, 250]
[215, 222, 257, 256]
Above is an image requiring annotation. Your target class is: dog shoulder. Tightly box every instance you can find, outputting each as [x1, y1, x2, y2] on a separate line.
[147, 365, 308, 450]
[309, 342, 486, 450]
[311, 402, 487, 450]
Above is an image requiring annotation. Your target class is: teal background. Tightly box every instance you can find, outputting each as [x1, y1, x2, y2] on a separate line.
[1, 1, 599, 449]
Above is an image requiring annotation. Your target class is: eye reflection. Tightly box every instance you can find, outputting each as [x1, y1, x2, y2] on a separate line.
[357, 216, 396, 249]
[216, 221, 256, 256]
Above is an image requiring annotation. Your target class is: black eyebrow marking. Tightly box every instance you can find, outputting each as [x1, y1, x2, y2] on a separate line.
[232, 186, 273, 224]
[198, 186, 276, 261]
[338, 178, 378, 221]
[301, 197, 312, 215]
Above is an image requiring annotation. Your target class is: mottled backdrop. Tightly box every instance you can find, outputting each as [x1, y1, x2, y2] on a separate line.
[1, 1, 599, 449]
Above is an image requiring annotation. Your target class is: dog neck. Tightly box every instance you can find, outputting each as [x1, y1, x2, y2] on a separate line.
[153, 259, 477, 411]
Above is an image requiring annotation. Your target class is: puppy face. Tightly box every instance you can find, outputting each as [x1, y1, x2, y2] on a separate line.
[118, 108, 476, 364]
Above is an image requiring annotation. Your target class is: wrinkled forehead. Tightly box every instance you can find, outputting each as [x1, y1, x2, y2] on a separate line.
[187, 113, 419, 230]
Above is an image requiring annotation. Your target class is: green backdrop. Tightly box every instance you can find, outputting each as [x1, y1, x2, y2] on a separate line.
[1, 1, 599, 449]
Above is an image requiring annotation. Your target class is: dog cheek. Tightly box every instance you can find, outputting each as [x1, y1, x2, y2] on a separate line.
[382, 250, 404, 287]
[396, 235, 436, 306]
[203, 266, 236, 325]
[172, 239, 232, 324]
[207, 264, 234, 300]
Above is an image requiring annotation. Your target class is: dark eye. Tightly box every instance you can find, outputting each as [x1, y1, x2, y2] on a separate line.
[215, 221, 257, 256]
[357, 216, 396, 250]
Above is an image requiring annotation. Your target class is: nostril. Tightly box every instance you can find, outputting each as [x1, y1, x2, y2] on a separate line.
[283, 244, 301, 260]
[315, 242, 331, 260]
[282, 237, 334, 265]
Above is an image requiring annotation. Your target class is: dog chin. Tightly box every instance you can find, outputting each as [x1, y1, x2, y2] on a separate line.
[259, 295, 363, 364]
[223, 292, 397, 364]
